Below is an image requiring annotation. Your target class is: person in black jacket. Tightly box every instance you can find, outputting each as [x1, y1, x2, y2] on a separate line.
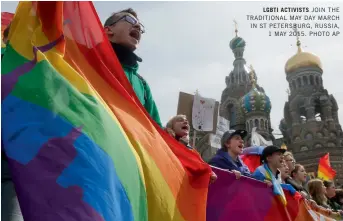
[324, 180, 342, 212]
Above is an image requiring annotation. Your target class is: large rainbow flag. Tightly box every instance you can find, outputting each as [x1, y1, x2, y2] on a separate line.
[207, 167, 338, 221]
[1, 2, 212, 221]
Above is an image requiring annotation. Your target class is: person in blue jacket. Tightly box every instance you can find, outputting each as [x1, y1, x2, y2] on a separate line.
[209, 130, 251, 179]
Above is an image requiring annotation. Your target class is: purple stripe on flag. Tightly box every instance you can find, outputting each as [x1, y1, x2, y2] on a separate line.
[37, 35, 64, 52]
[206, 167, 274, 221]
[2, 35, 64, 101]
[1, 47, 37, 101]
[8, 127, 105, 221]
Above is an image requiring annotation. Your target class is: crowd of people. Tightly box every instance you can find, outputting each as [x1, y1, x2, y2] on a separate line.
[166, 114, 343, 219]
[2, 6, 343, 221]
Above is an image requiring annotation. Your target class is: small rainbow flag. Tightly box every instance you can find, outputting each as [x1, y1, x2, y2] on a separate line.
[1, 2, 211, 221]
[317, 153, 336, 181]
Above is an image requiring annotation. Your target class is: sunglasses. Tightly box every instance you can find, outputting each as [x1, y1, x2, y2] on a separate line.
[107, 15, 145, 34]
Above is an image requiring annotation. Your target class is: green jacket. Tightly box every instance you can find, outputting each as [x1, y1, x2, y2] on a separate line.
[122, 64, 162, 128]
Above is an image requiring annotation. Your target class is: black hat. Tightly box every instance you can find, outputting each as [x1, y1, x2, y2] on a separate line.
[221, 130, 247, 148]
[261, 145, 286, 163]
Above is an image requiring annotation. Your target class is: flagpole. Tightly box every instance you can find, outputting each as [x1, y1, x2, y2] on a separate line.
[192, 89, 199, 147]
[193, 130, 197, 147]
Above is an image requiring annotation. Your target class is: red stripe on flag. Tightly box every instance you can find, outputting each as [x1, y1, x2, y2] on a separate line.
[318, 153, 336, 180]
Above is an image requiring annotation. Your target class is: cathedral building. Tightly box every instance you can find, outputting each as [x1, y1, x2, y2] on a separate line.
[194, 27, 274, 162]
[279, 37, 343, 184]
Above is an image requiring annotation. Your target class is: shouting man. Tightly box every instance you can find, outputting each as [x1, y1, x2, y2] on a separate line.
[104, 8, 162, 127]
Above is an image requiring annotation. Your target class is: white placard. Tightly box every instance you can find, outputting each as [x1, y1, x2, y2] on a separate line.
[192, 92, 216, 131]
[209, 117, 231, 149]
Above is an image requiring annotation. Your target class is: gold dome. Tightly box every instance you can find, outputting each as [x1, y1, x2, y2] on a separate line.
[285, 41, 322, 74]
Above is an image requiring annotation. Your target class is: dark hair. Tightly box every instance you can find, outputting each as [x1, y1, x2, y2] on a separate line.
[334, 189, 343, 205]
[104, 8, 138, 27]
[323, 180, 334, 188]
[3, 23, 11, 39]
[291, 164, 303, 178]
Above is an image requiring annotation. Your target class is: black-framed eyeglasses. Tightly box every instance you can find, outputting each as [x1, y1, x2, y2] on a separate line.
[107, 15, 145, 34]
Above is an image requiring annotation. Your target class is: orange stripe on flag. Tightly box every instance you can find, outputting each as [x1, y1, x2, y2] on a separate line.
[317, 153, 336, 181]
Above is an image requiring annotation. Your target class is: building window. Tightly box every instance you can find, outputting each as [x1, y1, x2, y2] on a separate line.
[328, 142, 336, 148]
[330, 132, 336, 139]
[297, 78, 301, 87]
[315, 143, 323, 148]
[292, 80, 296, 89]
[316, 76, 320, 85]
[255, 119, 259, 129]
[246, 122, 250, 132]
[303, 76, 308, 85]
[250, 120, 253, 131]
[310, 75, 314, 85]
[260, 119, 264, 130]
[300, 146, 308, 151]
[305, 133, 313, 140]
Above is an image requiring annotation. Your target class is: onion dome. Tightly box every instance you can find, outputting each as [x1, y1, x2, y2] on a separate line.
[229, 20, 246, 50]
[285, 37, 322, 74]
[230, 36, 246, 50]
[241, 66, 271, 114]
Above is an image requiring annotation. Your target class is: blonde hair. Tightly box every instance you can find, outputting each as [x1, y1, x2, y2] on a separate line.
[308, 179, 328, 207]
[165, 115, 190, 145]
[284, 151, 294, 158]
[166, 115, 187, 131]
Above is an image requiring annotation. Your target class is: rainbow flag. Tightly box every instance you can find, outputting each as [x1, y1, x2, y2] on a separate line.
[317, 153, 336, 181]
[207, 167, 336, 221]
[1, 2, 211, 221]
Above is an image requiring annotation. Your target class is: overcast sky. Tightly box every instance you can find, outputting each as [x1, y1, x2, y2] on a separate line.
[2, 1, 343, 135]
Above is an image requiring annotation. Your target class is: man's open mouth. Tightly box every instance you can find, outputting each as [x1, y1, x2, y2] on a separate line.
[129, 30, 140, 41]
[182, 125, 189, 130]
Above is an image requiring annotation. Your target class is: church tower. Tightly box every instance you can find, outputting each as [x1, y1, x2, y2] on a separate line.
[220, 22, 255, 130]
[220, 22, 274, 144]
[279, 34, 343, 184]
